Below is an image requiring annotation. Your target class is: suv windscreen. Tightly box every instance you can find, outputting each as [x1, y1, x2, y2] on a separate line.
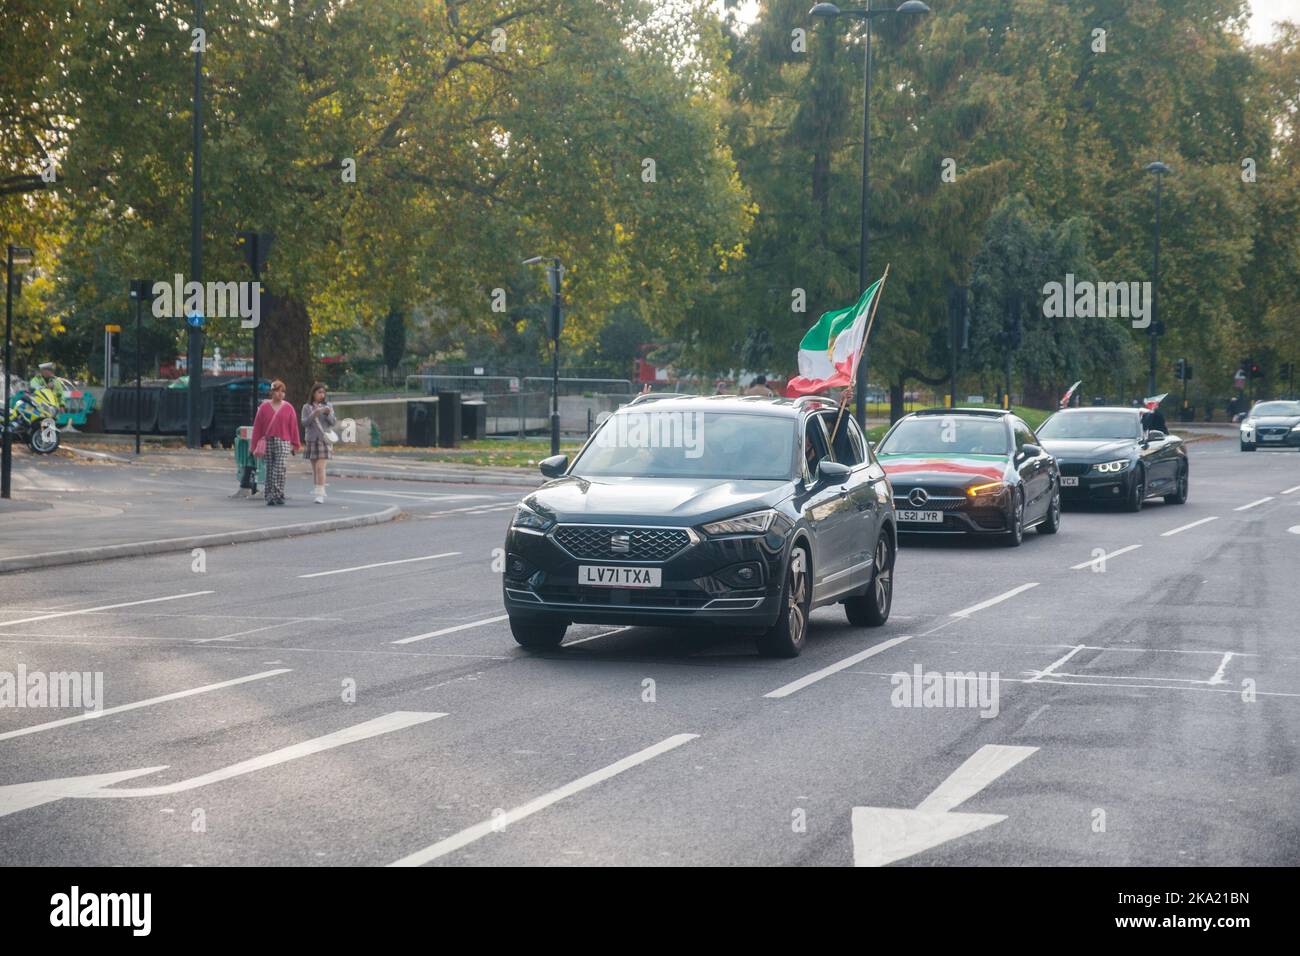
[572, 409, 795, 480]
[1038, 412, 1139, 440]
[878, 417, 1011, 456]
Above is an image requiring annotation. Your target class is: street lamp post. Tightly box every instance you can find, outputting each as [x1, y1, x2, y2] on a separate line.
[128, 279, 155, 456]
[810, 1, 930, 427]
[2, 244, 36, 499]
[188, 0, 205, 448]
[1144, 161, 1170, 397]
[523, 256, 565, 456]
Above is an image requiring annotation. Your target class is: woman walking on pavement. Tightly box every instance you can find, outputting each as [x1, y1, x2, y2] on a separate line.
[302, 382, 336, 504]
[250, 379, 300, 506]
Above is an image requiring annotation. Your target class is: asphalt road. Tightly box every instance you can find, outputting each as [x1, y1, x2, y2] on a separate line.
[1, 438, 1298, 866]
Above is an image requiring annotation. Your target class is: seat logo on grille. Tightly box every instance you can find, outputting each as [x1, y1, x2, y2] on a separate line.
[907, 488, 929, 508]
[610, 532, 632, 554]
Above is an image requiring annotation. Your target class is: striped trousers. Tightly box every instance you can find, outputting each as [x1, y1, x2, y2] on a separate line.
[265, 437, 290, 503]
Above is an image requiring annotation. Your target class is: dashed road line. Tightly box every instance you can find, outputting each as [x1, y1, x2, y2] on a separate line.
[1026, 644, 1084, 683]
[0, 591, 215, 628]
[393, 614, 510, 645]
[1282, 485, 1300, 495]
[1234, 497, 1274, 512]
[764, 635, 915, 699]
[1161, 516, 1219, 537]
[388, 733, 698, 866]
[299, 552, 460, 578]
[1208, 652, 1234, 685]
[1070, 545, 1140, 570]
[950, 583, 1039, 619]
[0, 668, 292, 742]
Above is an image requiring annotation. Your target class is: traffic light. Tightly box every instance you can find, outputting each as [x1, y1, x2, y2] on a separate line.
[1173, 358, 1185, 381]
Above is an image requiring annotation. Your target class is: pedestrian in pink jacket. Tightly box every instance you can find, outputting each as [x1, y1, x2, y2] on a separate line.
[250, 379, 301, 505]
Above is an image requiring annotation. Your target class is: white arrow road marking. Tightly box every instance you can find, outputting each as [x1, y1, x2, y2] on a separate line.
[852, 744, 1037, 867]
[950, 583, 1039, 619]
[389, 733, 697, 866]
[393, 614, 509, 645]
[0, 767, 169, 819]
[0, 591, 215, 628]
[0, 712, 444, 818]
[0, 668, 291, 742]
[299, 553, 460, 578]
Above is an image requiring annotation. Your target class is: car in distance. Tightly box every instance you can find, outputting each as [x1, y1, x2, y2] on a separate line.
[874, 408, 1060, 546]
[1239, 400, 1300, 451]
[501, 394, 897, 657]
[1036, 406, 1187, 510]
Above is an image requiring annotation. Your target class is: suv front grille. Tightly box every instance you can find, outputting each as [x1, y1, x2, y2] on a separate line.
[552, 525, 692, 562]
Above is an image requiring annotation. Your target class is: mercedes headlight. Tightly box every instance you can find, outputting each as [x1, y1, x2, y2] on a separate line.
[703, 510, 776, 536]
[966, 481, 1008, 499]
[1093, 459, 1130, 474]
[511, 502, 554, 532]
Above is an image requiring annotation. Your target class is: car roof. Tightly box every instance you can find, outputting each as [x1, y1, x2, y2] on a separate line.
[904, 407, 1012, 420]
[1052, 406, 1143, 415]
[622, 393, 838, 418]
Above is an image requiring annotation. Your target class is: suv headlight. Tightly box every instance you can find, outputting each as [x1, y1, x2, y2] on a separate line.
[1093, 459, 1130, 474]
[511, 502, 554, 532]
[703, 510, 776, 536]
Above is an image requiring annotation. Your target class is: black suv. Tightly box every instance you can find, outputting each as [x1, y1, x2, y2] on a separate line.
[502, 394, 897, 657]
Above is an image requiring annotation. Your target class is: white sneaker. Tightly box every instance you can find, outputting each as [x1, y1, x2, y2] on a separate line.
[314, 496, 325, 504]
[313, 484, 325, 504]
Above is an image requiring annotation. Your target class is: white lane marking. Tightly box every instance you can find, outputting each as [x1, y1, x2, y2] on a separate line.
[0, 669, 291, 743]
[565, 626, 632, 647]
[853, 744, 1037, 867]
[0, 591, 215, 629]
[1208, 652, 1234, 686]
[342, 490, 500, 502]
[763, 635, 915, 699]
[414, 504, 518, 519]
[0, 768, 170, 819]
[1026, 644, 1084, 683]
[1235, 497, 1274, 512]
[195, 620, 301, 643]
[1070, 545, 1140, 570]
[88, 711, 445, 798]
[1282, 485, 1300, 495]
[1161, 516, 1219, 537]
[949, 583, 1039, 619]
[299, 552, 460, 578]
[393, 614, 510, 645]
[388, 733, 698, 866]
[1290, 526, 1300, 536]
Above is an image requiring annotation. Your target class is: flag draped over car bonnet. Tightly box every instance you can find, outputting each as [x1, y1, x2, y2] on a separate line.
[784, 276, 885, 397]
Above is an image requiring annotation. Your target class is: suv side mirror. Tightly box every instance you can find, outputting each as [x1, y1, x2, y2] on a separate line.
[818, 460, 851, 484]
[539, 454, 568, 479]
[1144, 430, 1167, 442]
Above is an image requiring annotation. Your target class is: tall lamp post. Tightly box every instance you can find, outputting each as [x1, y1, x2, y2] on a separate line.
[523, 255, 564, 456]
[128, 279, 155, 457]
[237, 231, 274, 423]
[187, 0, 205, 448]
[810, 1, 930, 427]
[1144, 161, 1170, 396]
[2, 245, 36, 499]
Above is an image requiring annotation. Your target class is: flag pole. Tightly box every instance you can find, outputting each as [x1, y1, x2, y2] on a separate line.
[831, 264, 891, 445]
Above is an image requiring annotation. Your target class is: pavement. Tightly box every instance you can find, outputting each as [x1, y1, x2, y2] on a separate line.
[0, 435, 1298, 866]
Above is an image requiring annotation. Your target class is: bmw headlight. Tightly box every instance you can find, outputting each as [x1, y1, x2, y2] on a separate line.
[511, 502, 554, 532]
[1093, 459, 1130, 474]
[703, 510, 776, 536]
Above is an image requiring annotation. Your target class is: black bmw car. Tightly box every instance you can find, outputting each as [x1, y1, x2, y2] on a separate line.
[1239, 400, 1300, 451]
[502, 394, 897, 657]
[1036, 406, 1188, 510]
[875, 409, 1061, 546]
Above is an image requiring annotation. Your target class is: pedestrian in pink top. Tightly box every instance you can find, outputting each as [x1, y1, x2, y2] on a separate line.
[250, 379, 301, 505]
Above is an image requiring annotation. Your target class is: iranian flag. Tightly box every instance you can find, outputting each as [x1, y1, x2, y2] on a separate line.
[784, 275, 885, 397]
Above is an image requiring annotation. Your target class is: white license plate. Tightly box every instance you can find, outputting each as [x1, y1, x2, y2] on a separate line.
[1263, 434, 1283, 441]
[897, 510, 943, 523]
[1061, 477, 1080, 487]
[578, 565, 662, 588]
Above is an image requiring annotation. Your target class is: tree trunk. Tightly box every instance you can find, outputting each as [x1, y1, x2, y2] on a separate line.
[261, 292, 313, 408]
[890, 380, 906, 423]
